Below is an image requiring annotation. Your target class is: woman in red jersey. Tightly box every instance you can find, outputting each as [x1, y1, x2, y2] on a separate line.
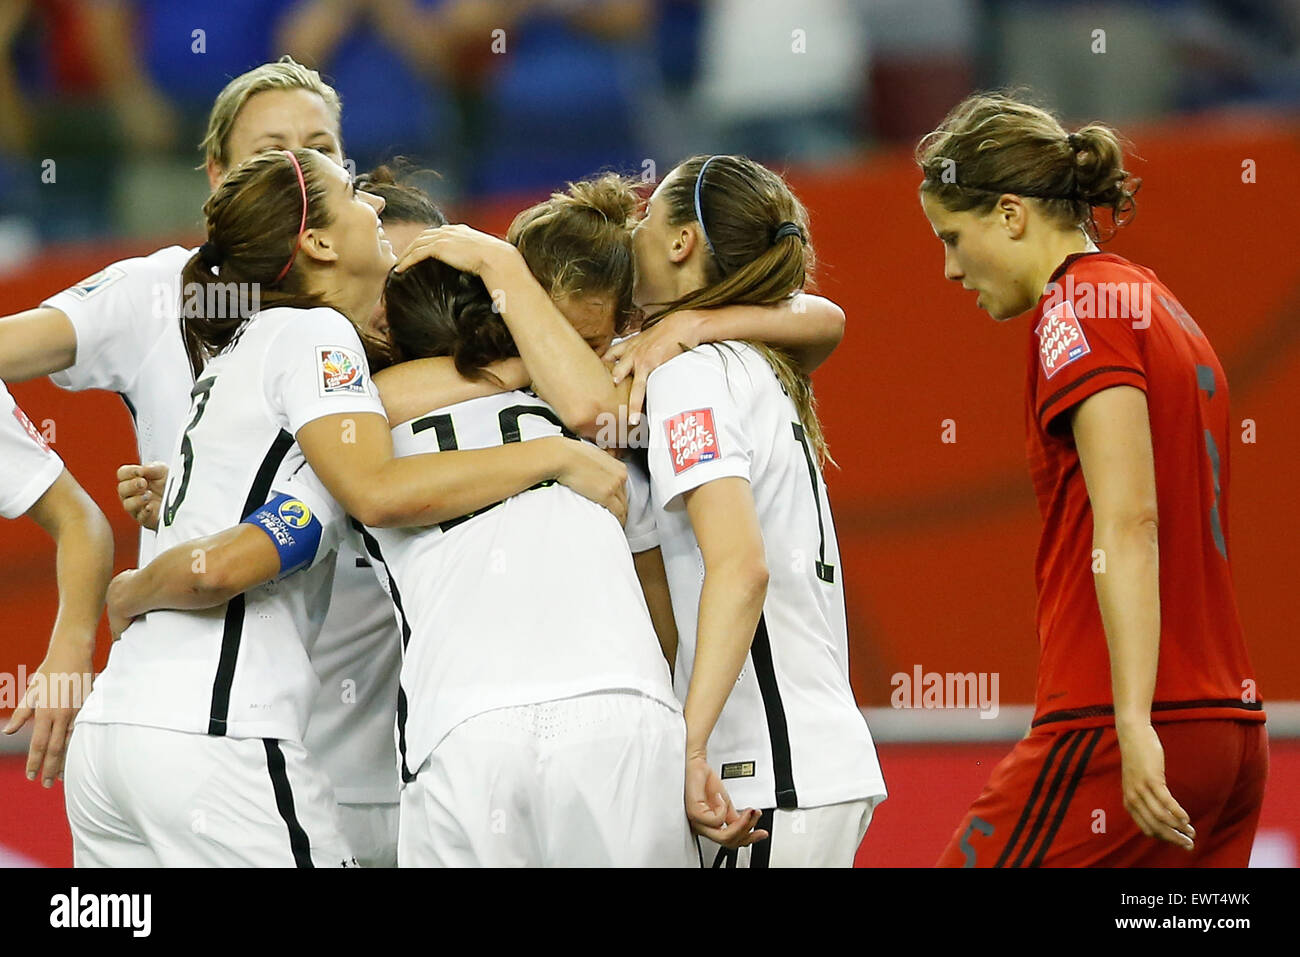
[917, 93, 1267, 867]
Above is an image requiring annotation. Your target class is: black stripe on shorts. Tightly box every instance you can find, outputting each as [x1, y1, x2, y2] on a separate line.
[263, 739, 314, 868]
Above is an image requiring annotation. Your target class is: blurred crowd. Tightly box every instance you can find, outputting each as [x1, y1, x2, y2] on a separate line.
[0, 0, 1297, 252]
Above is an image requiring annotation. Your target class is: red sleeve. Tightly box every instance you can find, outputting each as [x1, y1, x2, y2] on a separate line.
[1033, 263, 1148, 432]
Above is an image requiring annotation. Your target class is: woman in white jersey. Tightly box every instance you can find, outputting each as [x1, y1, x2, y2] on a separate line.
[63, 148, 626, 867]
[0, 58, 416, 867]
[325, 244, 692, 866]
[626, 154, 888, 867]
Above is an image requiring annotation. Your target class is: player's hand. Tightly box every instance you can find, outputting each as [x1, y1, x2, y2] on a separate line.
[607, 310, 705, 425]
[391, 223, 518, 278]
[1117, 723, 1195, 850]
[106, 569, 140, 642]
[2, 637, 93, 787]
[117, 462, 169, 531]
[550, 437, 628, 526]
[684, 754, 768, 849]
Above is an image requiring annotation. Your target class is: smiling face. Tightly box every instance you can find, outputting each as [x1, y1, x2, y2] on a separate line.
[213, 88, 343, 188]
[366, 218, 429, 337]
[920, 190, 1043, 321]
[296, 156, 396, 319]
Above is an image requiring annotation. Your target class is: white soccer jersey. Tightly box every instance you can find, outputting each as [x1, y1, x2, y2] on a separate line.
[302, 544, 402, 805]
[624, 453, 658, 554]
[326, 389, 679, 782]
[645, 342, 886, 812]
[0, 380, 64, 519]
[43, 246, 197, 563]
[44, 249, 402, 804]
[77, 306, 384, 742]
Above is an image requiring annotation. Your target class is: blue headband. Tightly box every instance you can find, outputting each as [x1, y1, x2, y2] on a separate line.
[693, 155, 719, 255]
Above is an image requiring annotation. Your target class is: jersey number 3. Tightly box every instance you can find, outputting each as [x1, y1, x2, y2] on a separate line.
[162, 377, 217, 527]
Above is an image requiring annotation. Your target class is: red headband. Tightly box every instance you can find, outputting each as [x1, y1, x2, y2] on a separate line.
[274, 149, 309, 284]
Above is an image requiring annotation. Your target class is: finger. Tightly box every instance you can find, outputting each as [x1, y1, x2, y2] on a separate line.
[140, 462, 169, 481]
[117, 476, 146, 503]
[3, 704, 31, 735]
[611, 352, 635, 385]
[40, 714, 69, 786]
[25, 712, 51, 782]
[1143, 786, 1195, 845]
[628, 370, 647, 426]
[605, 340, 629, 364]
[116, 464, 143, 482]
[393, 236, 441, 273]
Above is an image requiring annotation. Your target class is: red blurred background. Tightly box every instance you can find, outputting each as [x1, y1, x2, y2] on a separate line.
[1, 118, 1296, 866]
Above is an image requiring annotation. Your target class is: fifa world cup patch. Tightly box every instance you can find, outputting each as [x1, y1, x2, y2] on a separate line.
[1036, 299, 1091, 379]
[62, 266, 125, 301]
[317, 346, 367, 396]
[665, 408, 720, 475]
[12, 406, 51, 452]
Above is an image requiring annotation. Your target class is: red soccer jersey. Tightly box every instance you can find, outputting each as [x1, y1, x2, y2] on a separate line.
[1024, 251, 1264, 732]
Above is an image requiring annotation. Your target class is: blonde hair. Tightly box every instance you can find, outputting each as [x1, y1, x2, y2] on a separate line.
[915, 91, 1138, 240]
[506, 173, 641, 336]
[200, 56, 343, 170]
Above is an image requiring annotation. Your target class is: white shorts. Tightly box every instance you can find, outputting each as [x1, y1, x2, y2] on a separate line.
[398, 691, 695, 867]
[695, 799, 875, 868]
[337, 802, 399, 869]
[65, 723, 355, 867]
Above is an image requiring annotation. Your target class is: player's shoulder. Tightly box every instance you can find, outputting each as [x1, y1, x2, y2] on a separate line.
[1059, 251, 1153, 288]
[254, 304, 360, 344]
[648, 339, 756, 386]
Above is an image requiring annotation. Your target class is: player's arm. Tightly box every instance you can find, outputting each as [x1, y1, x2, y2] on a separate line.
[1071, 385, 1195, 851]
[632, 546, 678, 673]
[108, 475, 348, 635]
[0, 307, 78, 383]
[2, 471, 113, 787]
[679, 476, 770, 849]
[105, 524, 281, 637]
[296, 411, 627, 528]
[394, 226, 630, 438]
[608, 294, 845, 421]
[372, 356, 529, 427]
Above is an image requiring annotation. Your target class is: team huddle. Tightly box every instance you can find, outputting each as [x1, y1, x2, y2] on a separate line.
[0, 57, 1267, 868]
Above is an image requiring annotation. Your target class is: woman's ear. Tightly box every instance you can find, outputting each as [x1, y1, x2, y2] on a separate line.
[997, 194, 1029, 240]
[670, 224, 700, 265]
[299, 228, 339, 265]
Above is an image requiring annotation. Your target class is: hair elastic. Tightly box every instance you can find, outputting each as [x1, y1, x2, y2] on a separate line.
[274, 149, 309, 284]
[693, 155, 719, 255]
[773, 221, 804, 244]
[198, 241, 222, 267]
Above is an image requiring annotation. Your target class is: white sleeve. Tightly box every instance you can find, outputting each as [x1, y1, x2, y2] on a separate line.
[645, 348, 752, 507]
[269, 460, 348, 572]
[0, 382, 65, 519]
[623, 457, 658, 553]
[263, 308, 387, 435]
[43, 246, 193, 393]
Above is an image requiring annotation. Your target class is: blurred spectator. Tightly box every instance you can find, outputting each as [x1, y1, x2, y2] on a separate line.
[468, 0, 662, 195]
[864, 0, 976, 143]
[690, 0, 871, 164]
[274, 0, 462, 186]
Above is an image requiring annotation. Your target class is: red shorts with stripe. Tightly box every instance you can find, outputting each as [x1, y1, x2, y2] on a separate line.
[936, 720, 1268, 867]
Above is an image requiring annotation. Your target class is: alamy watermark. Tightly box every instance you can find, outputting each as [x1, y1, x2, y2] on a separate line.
[891, 665, 1000, 719]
